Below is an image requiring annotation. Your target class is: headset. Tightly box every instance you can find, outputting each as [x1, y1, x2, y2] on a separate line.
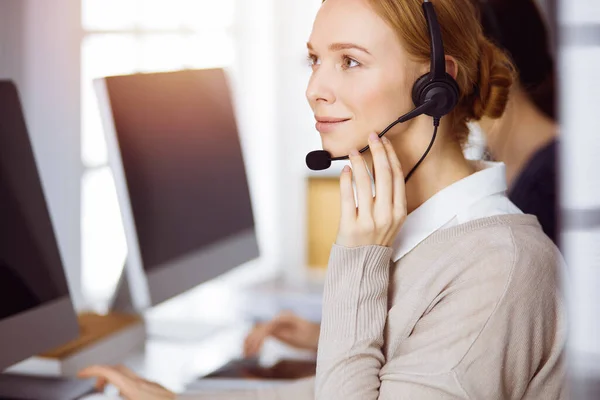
[305, 0, 460, 183]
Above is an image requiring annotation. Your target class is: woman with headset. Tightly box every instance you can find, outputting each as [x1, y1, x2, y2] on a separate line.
[243, 0, 562, 369]
[79, 0, 566, 398]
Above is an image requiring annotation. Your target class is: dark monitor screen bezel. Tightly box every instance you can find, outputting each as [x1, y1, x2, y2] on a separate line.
[0, 80, 78, 371]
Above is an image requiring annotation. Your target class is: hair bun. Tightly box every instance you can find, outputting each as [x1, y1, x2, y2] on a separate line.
[470, 36, 515, 120]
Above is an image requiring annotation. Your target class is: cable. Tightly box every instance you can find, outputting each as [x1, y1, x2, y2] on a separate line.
[404, 117, 441, 183]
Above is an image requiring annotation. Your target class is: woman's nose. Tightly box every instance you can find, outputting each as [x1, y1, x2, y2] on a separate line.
[306, 69, 336, 105]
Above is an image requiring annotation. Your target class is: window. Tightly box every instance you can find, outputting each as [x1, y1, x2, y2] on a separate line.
[80, 0, 235, 304]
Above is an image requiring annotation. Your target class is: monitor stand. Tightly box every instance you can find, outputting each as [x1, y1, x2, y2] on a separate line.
[0, 373, 96, 400]
[112, 261, 268, 342]
[136, 274, 237, 342]
[110, 266, 226, 341]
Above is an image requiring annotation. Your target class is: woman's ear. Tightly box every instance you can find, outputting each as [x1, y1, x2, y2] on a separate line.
[445, 55, 458, 80]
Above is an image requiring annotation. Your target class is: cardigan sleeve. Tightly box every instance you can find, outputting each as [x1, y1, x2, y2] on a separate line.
[315, 244, 393, 400]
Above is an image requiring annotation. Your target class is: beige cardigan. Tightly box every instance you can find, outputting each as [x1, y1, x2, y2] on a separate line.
[180, 215, 567, 399]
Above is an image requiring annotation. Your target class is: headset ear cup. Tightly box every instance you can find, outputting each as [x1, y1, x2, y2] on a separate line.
[412, 73, 460, 118]
[412, 73, 432, 107]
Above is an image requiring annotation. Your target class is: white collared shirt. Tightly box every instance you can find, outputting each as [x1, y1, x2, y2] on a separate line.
[391, 161, 522, 262]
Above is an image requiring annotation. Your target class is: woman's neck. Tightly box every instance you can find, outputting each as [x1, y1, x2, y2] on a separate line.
[486, 89, 558, 186]
[402, 139, 474, 214]
[366, 120, 475, 214]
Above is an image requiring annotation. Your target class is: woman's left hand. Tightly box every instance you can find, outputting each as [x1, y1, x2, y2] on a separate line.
[335, 133, 407, 248]
[78, 365, 176, 400]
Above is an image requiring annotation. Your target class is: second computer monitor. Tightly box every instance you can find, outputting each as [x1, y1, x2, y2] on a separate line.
[95, 68, 259, 311]
[0, 81, 79, 371]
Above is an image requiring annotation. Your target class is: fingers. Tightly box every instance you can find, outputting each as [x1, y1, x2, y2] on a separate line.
[243, 323, 263, 357]
[348, 149, 373, 219]
[78, 365, 136, 398]
[114, 364, 139, 380]
[244, 312, 303, 357]
[244, 322, 274, 357]
[369, 133, 392, 224]
[381, 137, 407, 220]
[272, 310, 302, 326]
[339, 164, 357, 225]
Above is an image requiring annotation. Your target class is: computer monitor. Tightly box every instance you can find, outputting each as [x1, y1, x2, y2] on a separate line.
[95, 68, 260, 313]
[0, 81, 80, 372]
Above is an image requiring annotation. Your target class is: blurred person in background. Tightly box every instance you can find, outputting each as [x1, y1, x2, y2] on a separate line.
[476, 0, 559, 245]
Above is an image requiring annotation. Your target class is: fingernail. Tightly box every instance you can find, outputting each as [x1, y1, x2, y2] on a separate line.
[369, 133, 379, 142]
[349, 149, 359, 156]
[342, 165, 350, 173]
[382, 137, 390, 144]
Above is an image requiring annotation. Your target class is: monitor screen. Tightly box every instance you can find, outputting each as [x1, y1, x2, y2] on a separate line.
[104, 69, 255, 274]
[0, 80, 78, 371]
[0, 84, 70, 320]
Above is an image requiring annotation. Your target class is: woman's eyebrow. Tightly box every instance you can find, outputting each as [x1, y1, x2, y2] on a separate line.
[306, 42, 372, 55]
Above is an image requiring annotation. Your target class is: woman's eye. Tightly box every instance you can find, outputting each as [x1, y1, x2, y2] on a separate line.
[307, 54, 320, 67]
[342, 56, 360, 69]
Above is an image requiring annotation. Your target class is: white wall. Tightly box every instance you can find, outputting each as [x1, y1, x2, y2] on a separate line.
[272, 0, 323, 281]
[228, 0, 277, 275]
[0, 0, 84, 309]
[224, 0, 323, 283]
[0, 1, 24, 87]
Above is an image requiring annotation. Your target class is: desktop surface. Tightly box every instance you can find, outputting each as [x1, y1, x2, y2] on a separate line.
[3, 273, 321, 398]
[80, 276, 321, 395]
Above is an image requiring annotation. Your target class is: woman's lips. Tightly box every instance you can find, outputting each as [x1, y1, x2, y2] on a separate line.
[315, 119, 350, 133]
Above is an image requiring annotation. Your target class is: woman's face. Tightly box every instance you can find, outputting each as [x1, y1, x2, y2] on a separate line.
[306, 0, 422, 158]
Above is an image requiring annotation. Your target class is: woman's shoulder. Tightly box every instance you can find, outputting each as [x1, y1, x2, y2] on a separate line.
[384, 215, 565, 384]
[408, 213, 562, 295]
[424, 213, 554, 250]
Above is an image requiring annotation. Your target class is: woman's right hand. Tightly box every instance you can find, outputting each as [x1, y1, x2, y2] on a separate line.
[335, 134, 407, 248]
[243, 311, 321, 357]
[78, 365, 175, 400]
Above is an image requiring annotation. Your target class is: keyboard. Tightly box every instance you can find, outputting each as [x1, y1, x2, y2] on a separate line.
[205, 357, 316, 380]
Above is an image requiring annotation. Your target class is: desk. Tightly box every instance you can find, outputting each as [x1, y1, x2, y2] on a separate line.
[111, 276, 322, 395]
[120, 324, 251, 393]
[2, 273, 321, 399]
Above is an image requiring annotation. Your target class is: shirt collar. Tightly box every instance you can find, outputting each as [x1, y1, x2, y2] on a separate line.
[391, 161, 508, 262]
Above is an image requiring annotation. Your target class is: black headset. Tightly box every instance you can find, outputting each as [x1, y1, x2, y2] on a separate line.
[306, 0, 461, 181]
[412, 0, 460, 121]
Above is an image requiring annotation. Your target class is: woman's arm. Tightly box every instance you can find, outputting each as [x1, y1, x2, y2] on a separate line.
[315, 244, 392, 400]
[312, 135, 404, 400]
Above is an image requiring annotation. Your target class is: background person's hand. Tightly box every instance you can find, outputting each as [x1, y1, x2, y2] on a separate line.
[78, 365, 176, 400]
[243, 310, 320, 357]
[335, 134, 407, 248]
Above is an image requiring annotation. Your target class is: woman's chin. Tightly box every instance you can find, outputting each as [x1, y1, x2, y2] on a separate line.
[320, 139, 348, 158]
[321, 142, 362, 159]
[320, 146, 344, 158]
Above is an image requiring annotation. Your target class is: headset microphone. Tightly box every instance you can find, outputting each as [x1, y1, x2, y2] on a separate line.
[305, 100, 437, 171]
